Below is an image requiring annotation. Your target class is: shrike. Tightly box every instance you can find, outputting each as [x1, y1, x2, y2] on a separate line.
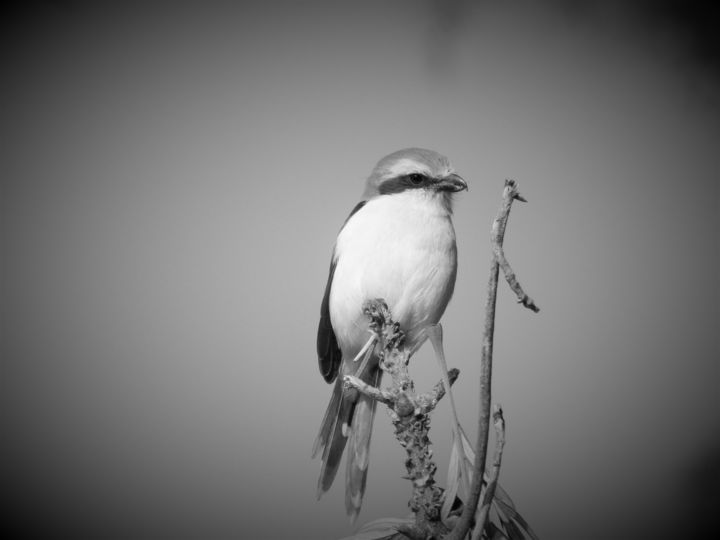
[313, 148, 467, 521]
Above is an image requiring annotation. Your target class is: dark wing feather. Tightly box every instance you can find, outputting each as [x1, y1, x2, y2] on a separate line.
[317, 259, 341, 382]
[342, 200, 367, 227]
[316, 200, 367, 383]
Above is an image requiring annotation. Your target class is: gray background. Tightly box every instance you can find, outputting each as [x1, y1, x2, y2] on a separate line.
[2, 1, 718, 539]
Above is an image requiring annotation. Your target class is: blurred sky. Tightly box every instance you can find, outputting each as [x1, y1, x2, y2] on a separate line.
[2, 1, 719, 539]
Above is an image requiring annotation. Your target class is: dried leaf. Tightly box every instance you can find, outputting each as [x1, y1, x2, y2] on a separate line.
[441, 431, 461, 521]
[494, 483, 517, 513]
[453, 422, 539, 540]
[486, 522, 510, 540]
[338, 516, 414, 540]
[458, 425, 476, 485]
[458, 425, 476, 466]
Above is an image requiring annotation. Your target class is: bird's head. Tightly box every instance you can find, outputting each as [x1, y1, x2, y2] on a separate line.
[362, 148, 467, 209]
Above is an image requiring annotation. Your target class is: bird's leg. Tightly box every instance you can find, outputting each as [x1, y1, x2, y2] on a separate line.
[426, 325, 462, 440]
[426, 324, 474, 502]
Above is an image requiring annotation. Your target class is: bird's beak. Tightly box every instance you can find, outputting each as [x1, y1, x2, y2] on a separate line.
[438, 172, 468, 192]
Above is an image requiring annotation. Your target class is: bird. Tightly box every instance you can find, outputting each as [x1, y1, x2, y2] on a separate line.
[313, 148, 467, 522]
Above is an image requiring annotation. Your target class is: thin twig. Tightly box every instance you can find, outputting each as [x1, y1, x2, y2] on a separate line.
[343, 375, 394, 406]
[491, 183, 539, 312]
[471, 405, 506, 540]
[446, 179, 529, 540]
[496, 255, 539, 312]
[429, 368, 460, 403]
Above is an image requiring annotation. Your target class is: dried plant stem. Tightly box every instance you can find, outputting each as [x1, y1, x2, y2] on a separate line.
[344, 300, 459, 540]
[491, 180, 538, 312]
[446, 179, 529, 540]
[471, 405, 506, 540]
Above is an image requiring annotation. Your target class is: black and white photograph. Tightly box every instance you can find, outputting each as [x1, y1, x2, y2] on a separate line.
[2, 1, 718, 539]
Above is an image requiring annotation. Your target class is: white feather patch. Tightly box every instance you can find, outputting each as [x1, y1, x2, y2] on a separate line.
[330, 189, 458, 359]
[384, 158, 432, 178]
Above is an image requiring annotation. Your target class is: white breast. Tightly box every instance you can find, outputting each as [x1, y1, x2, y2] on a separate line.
[330, 190, 458, 359]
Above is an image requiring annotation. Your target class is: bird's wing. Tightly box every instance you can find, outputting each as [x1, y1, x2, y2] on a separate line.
[316, 200, 367, 383]
[317, 258, 341, 382]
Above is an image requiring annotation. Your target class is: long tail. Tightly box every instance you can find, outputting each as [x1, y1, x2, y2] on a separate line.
[313, 364, 382, 523]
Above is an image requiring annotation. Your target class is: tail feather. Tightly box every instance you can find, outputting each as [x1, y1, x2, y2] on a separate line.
[316, 378, 355, 497]
[345, 368, 381, 522]
[312, 377, 343, 459]
[315, 361, 382, 522]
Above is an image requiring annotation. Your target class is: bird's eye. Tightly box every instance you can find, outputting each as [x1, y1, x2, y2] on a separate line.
[408, 174, 425, 185]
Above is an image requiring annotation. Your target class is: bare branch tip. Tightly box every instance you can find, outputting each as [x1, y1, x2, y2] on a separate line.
[492, 404, 505, 426]
[518, 297, 540, 313]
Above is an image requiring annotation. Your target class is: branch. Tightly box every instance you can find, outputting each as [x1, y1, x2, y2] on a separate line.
[471, 405, 506, 540]
[491, 182, 539, 313]
[446, 179, 535, 540]
[343, 375, 394, 406]
[429, 368, 460, 405]
[354, 299, 460, 539]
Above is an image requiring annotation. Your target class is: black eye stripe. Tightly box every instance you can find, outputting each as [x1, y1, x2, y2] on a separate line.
[377, 173, 431, 195]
